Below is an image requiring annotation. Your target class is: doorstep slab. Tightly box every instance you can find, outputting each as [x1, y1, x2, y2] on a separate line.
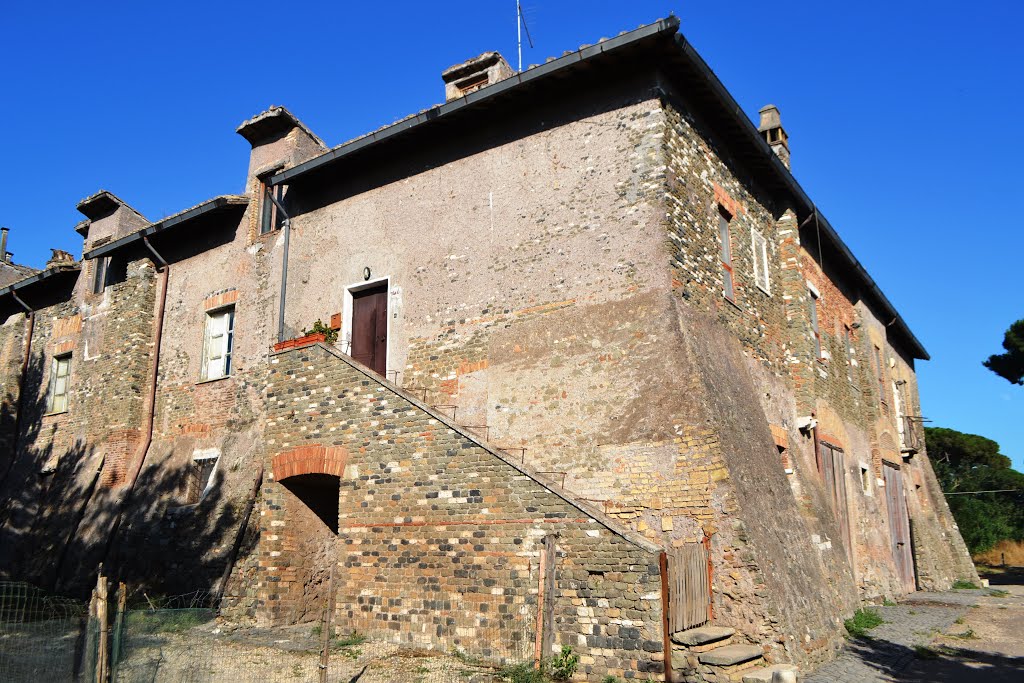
[671, 625, 736, 646]
[697, 644, 764, 667]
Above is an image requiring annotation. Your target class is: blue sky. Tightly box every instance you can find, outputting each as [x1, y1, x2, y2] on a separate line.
[2, 1, 1021, 468]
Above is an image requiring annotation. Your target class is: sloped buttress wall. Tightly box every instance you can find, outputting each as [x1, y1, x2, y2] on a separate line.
[261, 343, 668, 681]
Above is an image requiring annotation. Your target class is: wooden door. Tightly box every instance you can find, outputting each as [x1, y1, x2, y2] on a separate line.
[351, 284, 388, 376]
[821, 442, 852, 560]
[883, 462, 916, 592]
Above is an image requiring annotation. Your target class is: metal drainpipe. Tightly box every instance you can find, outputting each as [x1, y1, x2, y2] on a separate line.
[100, 237, 169, 569]
[0, 291, 34, 487]
[267, 185, 292, 344]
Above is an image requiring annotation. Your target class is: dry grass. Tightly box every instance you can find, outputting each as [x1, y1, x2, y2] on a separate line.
[974, 539, 1024, 566]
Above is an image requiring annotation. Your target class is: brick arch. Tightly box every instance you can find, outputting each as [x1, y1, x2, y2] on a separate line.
[271, 444, 348, 481]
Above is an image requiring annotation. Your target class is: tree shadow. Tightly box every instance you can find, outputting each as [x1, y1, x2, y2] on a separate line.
[841, 635, 1024, 682]
[0, 347, 261, 601]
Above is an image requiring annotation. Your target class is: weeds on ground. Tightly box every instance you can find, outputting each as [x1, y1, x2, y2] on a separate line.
[125, 609, 214, 634]
[952, 579, 979, 590]
[954, 616, 965, 624]
[602, 677, 623, 683]
[950, 628, 978, 640]
[311, 625, 322, 637]
[882, 598, 897, 606]
[499, 663, 547, 683]
[334, 631, 367, 648]
[452, 648, 487, 667]
[989, 588, 1009, 597]
[844, 608, 884, 639]
[497, 647, 581, 683]
[913, 645, 939, 660]
[549, 646, 579, 681]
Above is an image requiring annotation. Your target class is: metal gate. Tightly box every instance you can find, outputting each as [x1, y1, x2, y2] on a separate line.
[666, 542, 711, 633]
[883, 461, 916, 592]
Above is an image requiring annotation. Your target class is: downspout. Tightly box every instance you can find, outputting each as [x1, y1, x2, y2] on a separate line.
[268, 185, 292, 344]
[0, 292, 34, 488]
[99, 237, 169, 569]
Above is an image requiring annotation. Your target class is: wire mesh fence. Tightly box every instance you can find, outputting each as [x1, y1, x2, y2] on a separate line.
[0, 577, 539, 682]
[0, 581, 89, 682]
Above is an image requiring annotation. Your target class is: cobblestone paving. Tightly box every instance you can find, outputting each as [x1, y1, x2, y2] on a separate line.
[804, 591, 984, 683]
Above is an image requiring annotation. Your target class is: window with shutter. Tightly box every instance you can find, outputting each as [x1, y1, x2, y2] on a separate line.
[751, 229, 770, 293]
[202, 308, 235, 380]
[46, 354, 72, 413]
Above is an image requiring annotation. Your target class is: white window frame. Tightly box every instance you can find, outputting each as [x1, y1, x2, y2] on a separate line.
[45, 353, 72, 414]
[750, 228, 770, 294]
[201, 306, 235, 381]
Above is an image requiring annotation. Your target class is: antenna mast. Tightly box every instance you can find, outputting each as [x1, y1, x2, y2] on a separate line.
[515, 2, 534, 74]
[517, 1, 522, 73]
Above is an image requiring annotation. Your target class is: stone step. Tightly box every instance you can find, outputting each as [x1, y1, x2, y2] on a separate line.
[741, 664, 800, 682]
[671, 625, 736, 647]
[697, 644, 764, 667]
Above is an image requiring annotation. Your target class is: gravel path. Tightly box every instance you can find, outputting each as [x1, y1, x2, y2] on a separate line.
[805, 587, 1024, 683]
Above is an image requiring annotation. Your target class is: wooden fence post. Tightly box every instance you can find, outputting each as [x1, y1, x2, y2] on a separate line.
[95, 568, 109, 683]
[318, 560, 336, 683]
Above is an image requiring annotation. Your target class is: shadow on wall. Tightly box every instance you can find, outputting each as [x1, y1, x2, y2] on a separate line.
[0, 351, 259, 600]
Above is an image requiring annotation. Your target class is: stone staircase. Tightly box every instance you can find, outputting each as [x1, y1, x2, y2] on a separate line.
[670, 626, 799, 682]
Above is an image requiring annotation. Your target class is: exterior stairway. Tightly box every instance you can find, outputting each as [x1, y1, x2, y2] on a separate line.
[670, 626, 799, 682]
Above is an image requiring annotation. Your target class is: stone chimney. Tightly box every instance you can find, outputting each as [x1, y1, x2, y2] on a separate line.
[442, 52, 513, 102]
[758, 104, 790, 169]
[1, 227, 8, 263]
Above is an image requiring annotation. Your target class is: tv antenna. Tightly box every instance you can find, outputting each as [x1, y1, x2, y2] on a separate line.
[517, 2, 534, 73]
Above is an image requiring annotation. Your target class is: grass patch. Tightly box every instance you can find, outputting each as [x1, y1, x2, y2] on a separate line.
[954, 616, 965, 625]
[950, 628, 978, 640]
[882, 598, 897, 606]
[952, 579, 979, 590]
[125, 609, 214, 634]
[913, 645, 940, 660]
[988, 588, 1009, 597]
[498, 663, 546, 683]
[844, 608, 884, 639]
[333, 631, 367, 648]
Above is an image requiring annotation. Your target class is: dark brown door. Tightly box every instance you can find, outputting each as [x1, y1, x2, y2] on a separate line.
[351, 284, 388, 376]
[883, 462, 916, 592]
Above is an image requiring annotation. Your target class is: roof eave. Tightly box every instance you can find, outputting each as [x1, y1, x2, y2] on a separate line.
[84, 195, 249, 260]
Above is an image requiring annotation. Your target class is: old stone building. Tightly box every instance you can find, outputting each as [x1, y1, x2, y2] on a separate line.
[0, 17, 976, 681]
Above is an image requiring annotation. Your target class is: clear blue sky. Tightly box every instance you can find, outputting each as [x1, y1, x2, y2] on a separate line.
[3, 1, 1021, 468]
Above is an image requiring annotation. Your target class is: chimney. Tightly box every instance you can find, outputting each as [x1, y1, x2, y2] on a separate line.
[0, 227, 7, 263]
[758, 105, 790, 169]
[441, 52, 513, 102]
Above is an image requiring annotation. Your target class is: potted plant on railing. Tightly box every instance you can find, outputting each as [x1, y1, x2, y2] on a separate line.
[273, 319, 340, 351]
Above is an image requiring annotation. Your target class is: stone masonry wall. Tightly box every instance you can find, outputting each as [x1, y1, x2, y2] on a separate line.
[261, 343, 667, 681]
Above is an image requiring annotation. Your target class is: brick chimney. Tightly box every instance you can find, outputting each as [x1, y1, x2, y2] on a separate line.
[758, 104, 790, 169]
[441, 52, 513, 102]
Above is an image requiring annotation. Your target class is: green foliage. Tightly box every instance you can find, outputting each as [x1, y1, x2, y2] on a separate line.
[602, 676, 622, 683]
[498, 663, 546, 683]
[952, 579, 978, 589]
[333, 631, 366, 647]
[984, 319, 1024, 385]
[844, 608, 884, 638]
[302, 319, 339, 345]
[925, 426, 1024, 554]
[549, 646, 579, 681]
[125, 608, 213, 634]
[913, 644, 939, 659]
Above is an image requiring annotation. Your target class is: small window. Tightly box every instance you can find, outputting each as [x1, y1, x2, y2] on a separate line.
[260, 180, 287, 235]
[874, 345, 888, 414]
[202, 307, 235, 380]
[751, 229, 770, 293]
[808, 290, 822, 359]
[861, 464, 872, 495]
[92, 256, 110, 294]
[844, 326, 855, 382]
[719, 210, 735, 301]
[185, 450, 219, 504]
[46, 354, 72, 413]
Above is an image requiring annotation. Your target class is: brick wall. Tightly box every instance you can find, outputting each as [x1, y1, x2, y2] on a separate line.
[261, 343, 667, 680]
